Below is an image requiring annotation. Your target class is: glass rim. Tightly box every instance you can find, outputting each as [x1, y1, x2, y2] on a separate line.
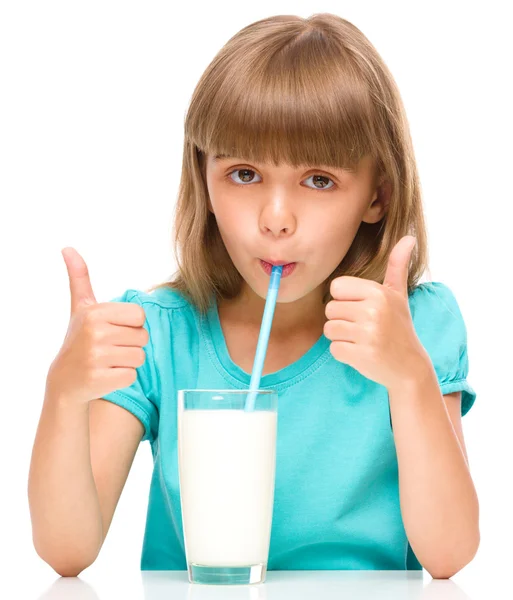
[178, 388, 276, 394]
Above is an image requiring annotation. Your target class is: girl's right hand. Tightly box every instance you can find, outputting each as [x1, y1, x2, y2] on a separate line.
[46, 247, 149, 406]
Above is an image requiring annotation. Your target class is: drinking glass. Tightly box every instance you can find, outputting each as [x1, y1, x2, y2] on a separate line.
[177, 389, 278, 585]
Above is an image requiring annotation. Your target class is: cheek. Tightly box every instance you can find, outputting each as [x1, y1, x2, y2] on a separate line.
[317, 212, 356, 244]
[206, 177, 253, 252]
[214, 205, 251, 252]
[310, 208, 361, 261]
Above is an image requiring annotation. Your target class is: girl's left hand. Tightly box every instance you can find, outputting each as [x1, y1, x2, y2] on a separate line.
[323, 235, 433, 391]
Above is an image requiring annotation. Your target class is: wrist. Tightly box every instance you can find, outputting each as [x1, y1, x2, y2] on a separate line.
[387, 358, 438, 398]
[44, 377, 90, 415]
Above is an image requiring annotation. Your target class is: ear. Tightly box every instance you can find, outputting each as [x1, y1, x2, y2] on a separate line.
[362, 177, 392, 224]
[378, 178, 392, 213]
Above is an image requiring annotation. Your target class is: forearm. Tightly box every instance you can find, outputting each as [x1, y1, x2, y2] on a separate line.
[28, 379, 103, 575]
[388, 364, 480, 579]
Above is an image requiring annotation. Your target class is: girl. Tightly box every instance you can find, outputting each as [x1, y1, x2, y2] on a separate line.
[28, 13, 479, 579]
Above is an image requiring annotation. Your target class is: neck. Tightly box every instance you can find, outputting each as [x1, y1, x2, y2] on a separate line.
[218, 282, 328, 340]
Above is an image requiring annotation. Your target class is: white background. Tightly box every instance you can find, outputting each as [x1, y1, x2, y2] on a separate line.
[1, 0, 511, 596]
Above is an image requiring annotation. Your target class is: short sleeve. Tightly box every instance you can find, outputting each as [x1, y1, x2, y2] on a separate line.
[409, 282, 477, 416]
[100, 289, 160, 443]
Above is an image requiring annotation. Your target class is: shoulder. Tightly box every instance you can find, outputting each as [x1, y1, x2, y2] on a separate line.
[408, 281, 467, 327]
[110, 285, 191, 311]
[108, 284, 206, 343]
[108, 286, 202, 341]
[407, 280, 470, 367]
[407, 281, 469, 369]
[108, 285, 204, 327]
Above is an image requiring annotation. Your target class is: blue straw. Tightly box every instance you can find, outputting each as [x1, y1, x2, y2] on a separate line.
[244, 265, 283, 412]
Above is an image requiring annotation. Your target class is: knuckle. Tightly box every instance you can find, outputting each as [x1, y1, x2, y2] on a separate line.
[374, 323, 382, 341]
[128, 368, 138, 385]
[362, 321, 380, 347]
[373, 286, 387, 303]
[365, 322, 380, 343]
[324, 303, 330, 319]
[330, 279, 340, 297]
[120, 369, 136, 387]
[137, 348, 146, 366]
[323, 320, 332, 338]
[135, 305, 146, 324]
[90, 325, 104, 344]
[330, 341, 341, 359]
[366, 306, 379, 321]
[82, 308, 97, 326]
[87, 345, 102, 366]
[363, 321, 375, 336]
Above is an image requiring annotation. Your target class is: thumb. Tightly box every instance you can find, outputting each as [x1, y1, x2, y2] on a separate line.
[61, 247, 98, 314]
[383, 235, 416, 297]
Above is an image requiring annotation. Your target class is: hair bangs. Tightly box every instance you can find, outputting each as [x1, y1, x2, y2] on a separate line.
[187, 29, 378, 173]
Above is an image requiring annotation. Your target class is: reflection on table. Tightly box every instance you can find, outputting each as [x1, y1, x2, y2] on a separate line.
[36, 569, 475, 600]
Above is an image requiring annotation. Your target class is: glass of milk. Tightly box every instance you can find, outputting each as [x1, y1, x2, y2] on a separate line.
[177, 388, 278, 585]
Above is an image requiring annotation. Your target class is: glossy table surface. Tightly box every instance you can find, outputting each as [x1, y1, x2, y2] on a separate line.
[24, 565, 502, 600]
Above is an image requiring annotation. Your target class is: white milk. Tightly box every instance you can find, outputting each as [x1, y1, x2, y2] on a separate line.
[178, 409, 277, 567]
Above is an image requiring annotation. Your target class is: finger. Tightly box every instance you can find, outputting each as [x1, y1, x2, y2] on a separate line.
[383, 236, 416, 297]
[97, 366, 137, 389]
[329, 339, 360, 364]
[104, 323, 149, 347]
[62, 247, 97, 315]
[98, 346, 147, 368]
[99, 302, 147, 328]
[323, 319, 359, 343]
[330, 275, 380, 301]
[325, 300, 362, 322]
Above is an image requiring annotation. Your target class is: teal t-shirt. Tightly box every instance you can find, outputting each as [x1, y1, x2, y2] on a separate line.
[101, 281, 476, 571]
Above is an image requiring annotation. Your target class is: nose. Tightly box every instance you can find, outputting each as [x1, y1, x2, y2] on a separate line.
[259, 194, 297, 238]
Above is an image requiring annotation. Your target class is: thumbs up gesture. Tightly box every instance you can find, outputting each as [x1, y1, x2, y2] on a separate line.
[323, 236, 432, 392]
[46, 247, 149, 406]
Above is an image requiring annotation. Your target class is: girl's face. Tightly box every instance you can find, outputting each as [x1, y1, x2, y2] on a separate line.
[205, 153, 389, 305]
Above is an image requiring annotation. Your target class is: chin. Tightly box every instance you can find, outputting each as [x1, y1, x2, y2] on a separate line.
[248, 281, 310, 304]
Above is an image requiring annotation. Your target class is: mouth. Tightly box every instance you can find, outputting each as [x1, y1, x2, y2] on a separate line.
[259, 259, 297, 278]
[260, 258, 294, 266]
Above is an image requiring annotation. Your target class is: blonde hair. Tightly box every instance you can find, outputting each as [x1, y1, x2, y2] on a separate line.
[147, 13, 431, 315]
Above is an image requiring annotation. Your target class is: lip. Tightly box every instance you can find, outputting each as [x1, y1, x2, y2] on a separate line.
[260, 258, 295, 266]
[259, 259, 297, 278]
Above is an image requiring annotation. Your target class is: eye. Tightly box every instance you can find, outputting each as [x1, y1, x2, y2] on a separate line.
[228, 168, 262, 185]
[304, 174, 335, 191]
[226, 168, 336, 191]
